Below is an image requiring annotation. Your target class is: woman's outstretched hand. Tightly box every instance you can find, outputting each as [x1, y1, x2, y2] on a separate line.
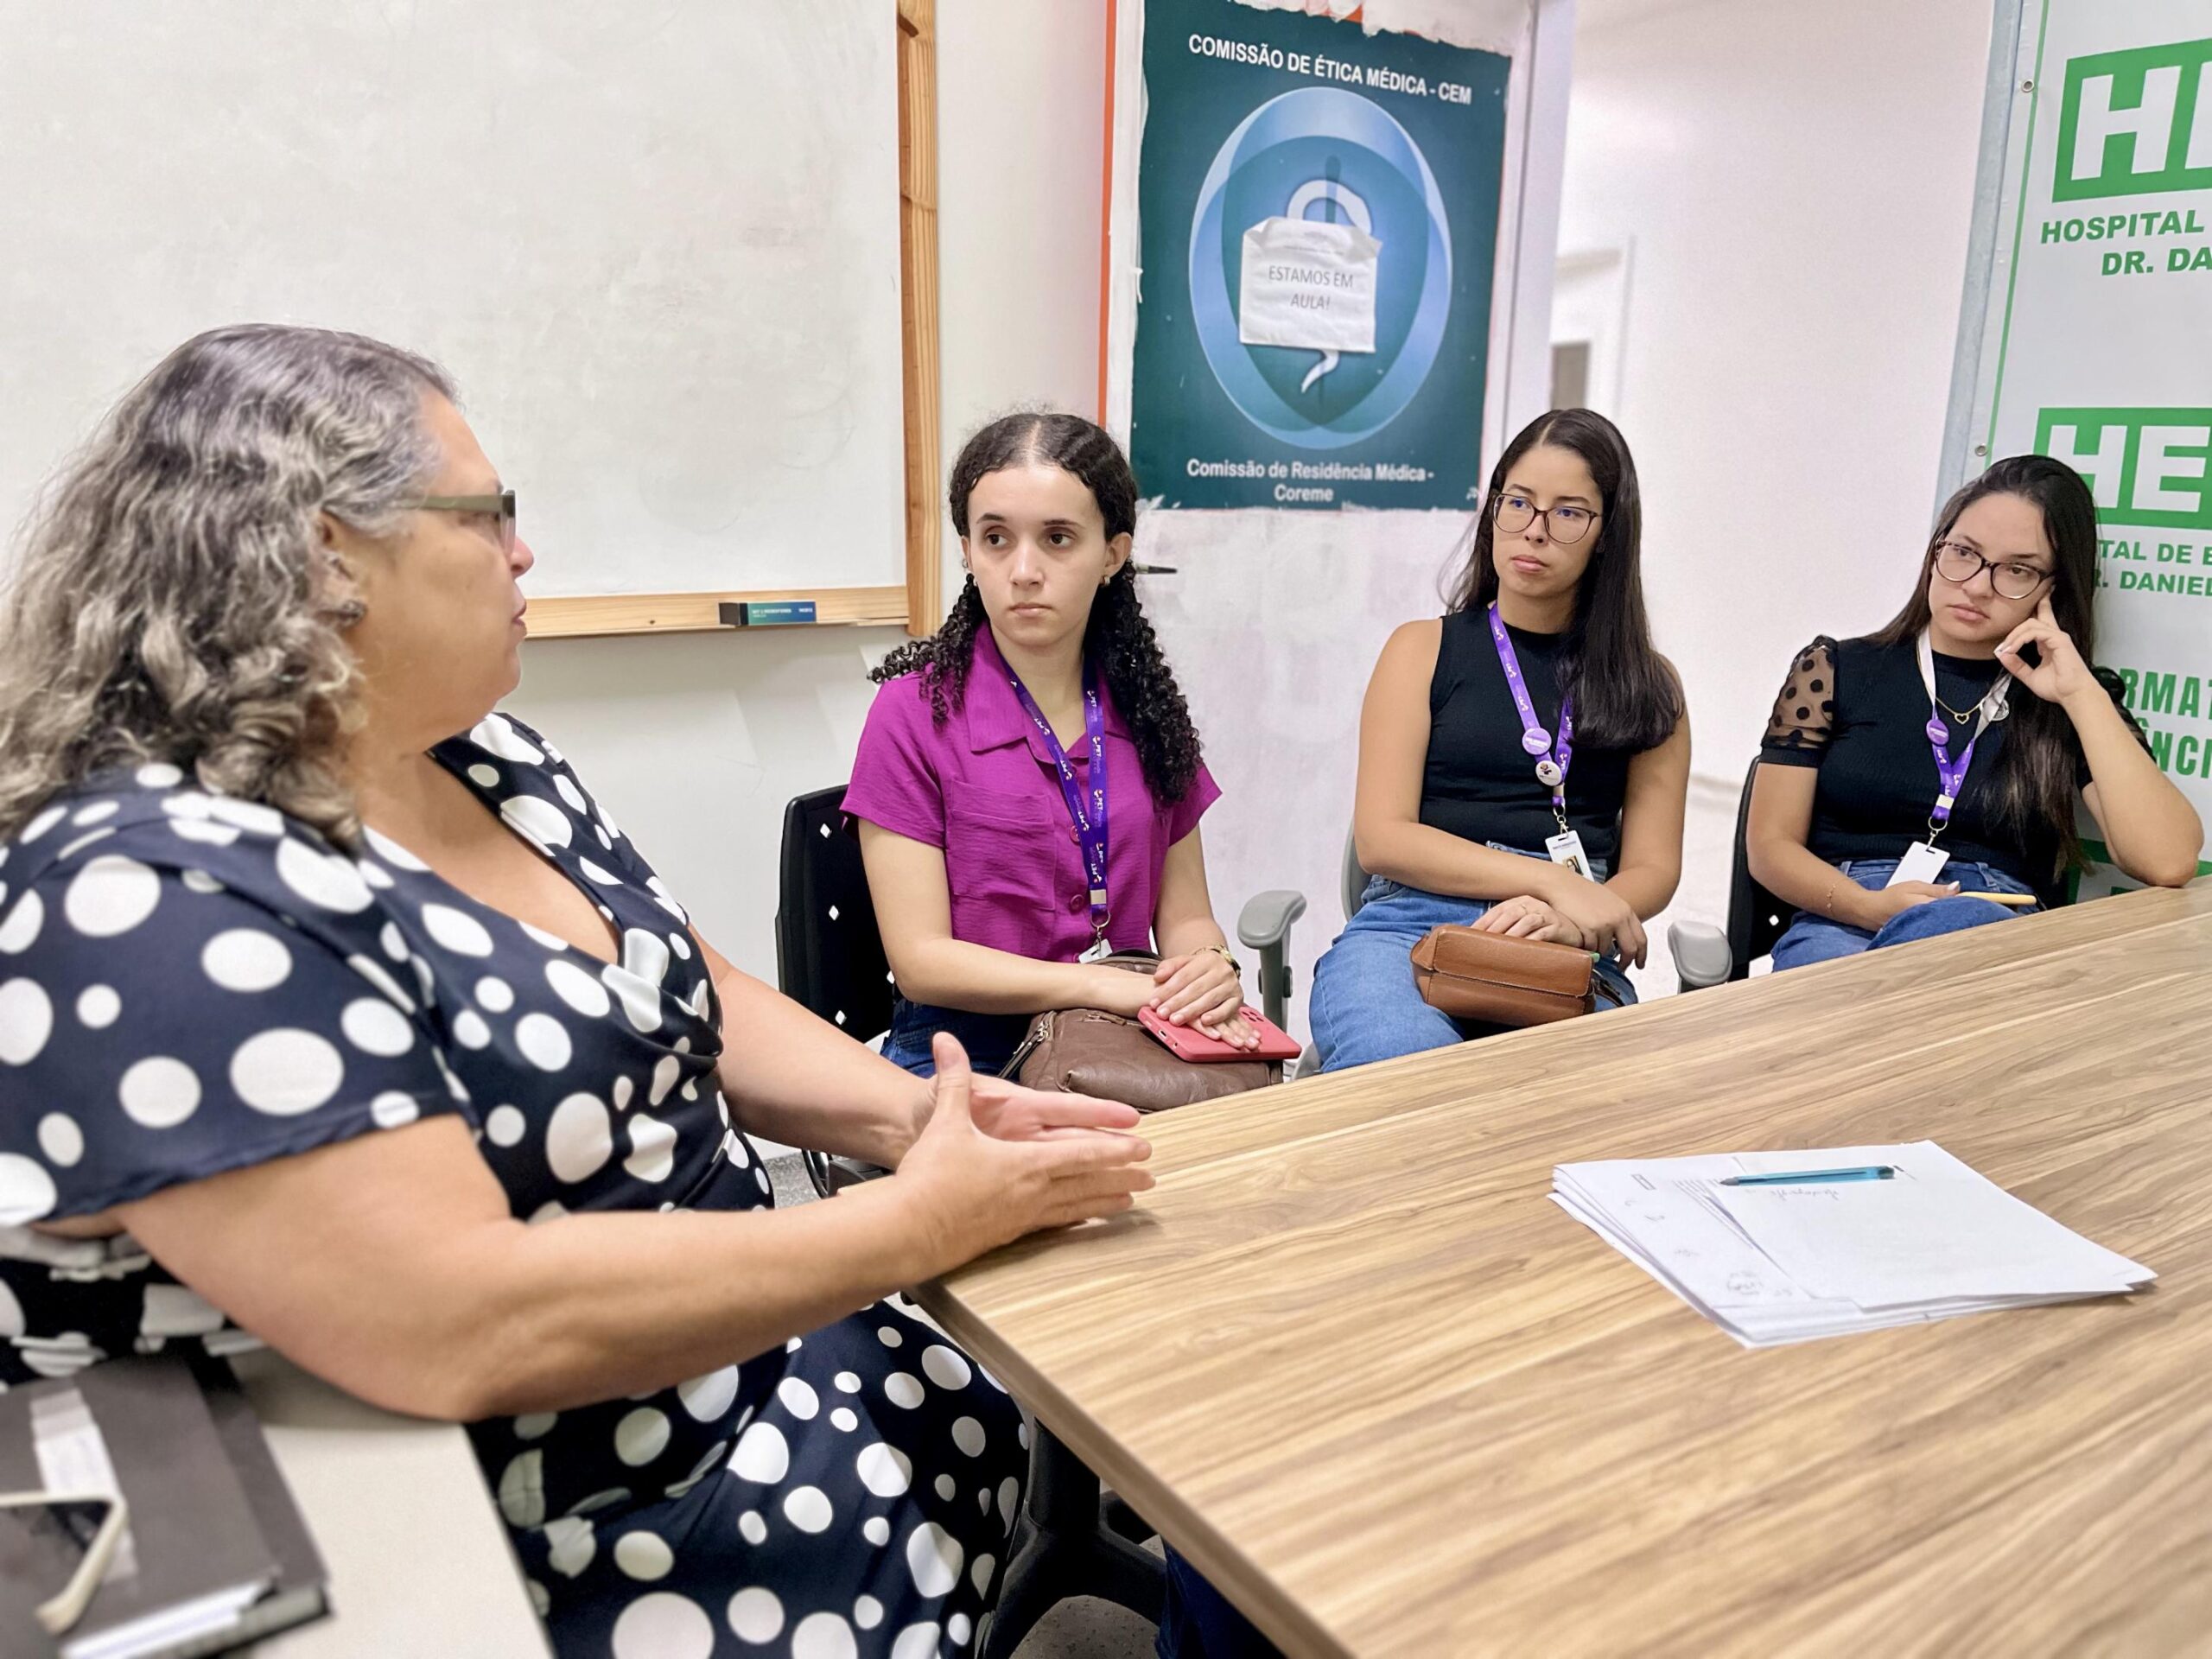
[893, 1035, 1154, 1273]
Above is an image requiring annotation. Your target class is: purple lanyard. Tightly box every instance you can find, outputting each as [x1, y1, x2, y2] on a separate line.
[1487, 604, 1574, 823]
[1916, 632, 2008, 841]
[1923, 713, 1981, 838]
[1006, 664, 1111, 941]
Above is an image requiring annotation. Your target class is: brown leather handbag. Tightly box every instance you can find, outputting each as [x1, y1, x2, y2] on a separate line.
[1004, 954, 1281, 1114]
[1409, 925, 1599, 1027]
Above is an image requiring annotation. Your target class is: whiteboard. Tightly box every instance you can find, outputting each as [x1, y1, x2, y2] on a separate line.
[0, 0, 906, 599]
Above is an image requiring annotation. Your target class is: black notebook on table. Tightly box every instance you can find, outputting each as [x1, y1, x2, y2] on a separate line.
[0, 1355, 327, 1659]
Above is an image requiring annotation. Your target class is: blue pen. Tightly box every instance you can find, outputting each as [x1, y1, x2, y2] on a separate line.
[1719, 1165, 1896, 1186]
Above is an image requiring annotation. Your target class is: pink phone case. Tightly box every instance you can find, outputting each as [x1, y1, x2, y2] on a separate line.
[1138, 1004, 1302, 1063]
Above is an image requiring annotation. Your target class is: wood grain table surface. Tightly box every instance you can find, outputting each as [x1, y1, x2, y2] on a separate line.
[917, 886, 2212, 1657]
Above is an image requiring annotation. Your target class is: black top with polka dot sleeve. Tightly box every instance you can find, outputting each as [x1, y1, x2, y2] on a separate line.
[1758, 634, 2145, 893]
[0, 715, 1022, 1659]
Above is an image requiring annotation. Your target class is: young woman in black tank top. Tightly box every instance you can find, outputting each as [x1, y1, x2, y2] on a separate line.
[1309, 410, 1689, 1074]
[1749, 454, 2199, 970]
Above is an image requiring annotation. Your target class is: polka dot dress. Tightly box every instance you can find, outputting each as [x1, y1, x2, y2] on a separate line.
[0, 715, 1024, 1658]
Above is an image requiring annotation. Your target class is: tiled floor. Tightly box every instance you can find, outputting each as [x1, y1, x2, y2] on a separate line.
[1007, 1596, 1159, 1659]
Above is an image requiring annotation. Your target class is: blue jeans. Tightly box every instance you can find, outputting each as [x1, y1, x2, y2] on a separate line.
[881, 997, 1030, 1079]
[1769, 859, 2039, 971]
[1308, 854, 1637, 1075]
[1158, 1548, 1280, 1658]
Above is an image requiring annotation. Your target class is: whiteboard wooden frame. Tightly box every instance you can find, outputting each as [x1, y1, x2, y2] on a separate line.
[526, 0, 941, 642]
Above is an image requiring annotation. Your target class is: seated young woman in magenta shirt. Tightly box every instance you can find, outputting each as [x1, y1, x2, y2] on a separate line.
[843, 412, 1257, 1080]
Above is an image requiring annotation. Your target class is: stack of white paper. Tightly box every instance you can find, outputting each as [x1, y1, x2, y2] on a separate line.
[1552, 1141, 2154, 1346]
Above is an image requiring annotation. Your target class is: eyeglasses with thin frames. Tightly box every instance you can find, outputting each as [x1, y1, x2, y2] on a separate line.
[1491, 490, 1599, 546]
[410, 488, 518, 555]
[0, 1488, 130, 1636]
[1932, 538, 2050, 602]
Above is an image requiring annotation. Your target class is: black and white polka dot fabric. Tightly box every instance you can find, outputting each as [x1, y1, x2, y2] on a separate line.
[0, 715, 1023, 1659]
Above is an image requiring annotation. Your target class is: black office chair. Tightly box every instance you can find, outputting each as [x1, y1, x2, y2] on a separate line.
[772, 786, 897, 1196]
[1722, 757, 1794, 982]
[772, 785, 1166, 1656]
[1704, 756, 2072, 983]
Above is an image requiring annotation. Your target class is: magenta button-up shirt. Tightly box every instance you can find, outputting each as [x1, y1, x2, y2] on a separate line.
[842, 628, 1220, 962]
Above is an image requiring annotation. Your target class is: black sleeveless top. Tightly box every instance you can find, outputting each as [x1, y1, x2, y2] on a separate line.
[1420, 609, 1637, 866]
[1758, 633, 2145, 893]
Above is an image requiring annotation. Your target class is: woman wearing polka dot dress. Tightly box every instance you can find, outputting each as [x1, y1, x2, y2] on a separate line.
[0, 326, 1154, 1659]
[846, 411, 1260, 1083]
[1748, 454, 2199, 970]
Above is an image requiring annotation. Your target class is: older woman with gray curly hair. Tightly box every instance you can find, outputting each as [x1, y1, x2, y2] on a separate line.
[0, 324, 1153, 1659]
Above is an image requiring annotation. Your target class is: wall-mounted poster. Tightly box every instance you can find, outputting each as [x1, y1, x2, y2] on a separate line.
[1129, 0, 1510, 510]
[1945, 0, 2212, 880]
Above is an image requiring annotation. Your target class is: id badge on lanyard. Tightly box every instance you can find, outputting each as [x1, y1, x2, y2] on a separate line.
[1886, 632, 2010, 890]
[1545, 828, 1592, 878]
[1006, 664, 1115, 960]
[1488, 606, 1587, 874]
[1888, 839, 1952, 887]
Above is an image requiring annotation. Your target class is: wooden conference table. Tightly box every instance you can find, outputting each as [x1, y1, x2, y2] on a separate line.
[918, 885, 2212, 1656]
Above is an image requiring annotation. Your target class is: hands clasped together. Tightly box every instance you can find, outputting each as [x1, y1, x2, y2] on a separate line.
[1469, 877, 1649, 969]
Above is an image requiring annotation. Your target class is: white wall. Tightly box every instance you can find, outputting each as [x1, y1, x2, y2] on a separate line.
[1126, 2, 1574, 1037]
[1554, 0, 1993, 946]
[1560, 0, 1992, 776]
[512, 0, 1106, 992]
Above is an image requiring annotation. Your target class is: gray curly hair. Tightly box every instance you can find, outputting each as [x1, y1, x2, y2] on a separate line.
[0, 324, 454, 844]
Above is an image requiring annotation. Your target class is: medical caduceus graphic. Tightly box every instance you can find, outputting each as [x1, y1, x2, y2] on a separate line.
[1189, 85, 1453, 450]
[1271, 175, 1376, 393]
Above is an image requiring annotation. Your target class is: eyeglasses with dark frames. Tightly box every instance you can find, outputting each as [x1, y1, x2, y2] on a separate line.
[1491, 490, 1599, 546]
[1932, 538, 2050, 601]
[410, 488, 518, 554]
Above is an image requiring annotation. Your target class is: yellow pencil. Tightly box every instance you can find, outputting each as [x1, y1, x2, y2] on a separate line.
[1970, 891, 2041, 907]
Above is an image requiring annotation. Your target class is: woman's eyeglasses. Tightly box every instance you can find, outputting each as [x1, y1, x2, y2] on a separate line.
[410, 488, 518, 554]
[1491, 491, 1599, 546]
[0, 1488, 130, 1637]
[1932, 539, 2049, 601]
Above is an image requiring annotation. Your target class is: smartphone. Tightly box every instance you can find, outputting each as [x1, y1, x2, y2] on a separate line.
[1137, 1004, 1301, 1063]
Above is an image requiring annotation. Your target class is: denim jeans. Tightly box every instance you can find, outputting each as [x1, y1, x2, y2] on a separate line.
[1308, 849, 1637, 1075]
[1768, 858, 2039, 971]
[881, 996, 1030, 1080]
[1157, 1547, 1281, 1659]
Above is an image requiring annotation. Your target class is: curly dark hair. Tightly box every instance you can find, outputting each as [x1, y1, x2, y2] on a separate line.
[872, 412, 1205, 804]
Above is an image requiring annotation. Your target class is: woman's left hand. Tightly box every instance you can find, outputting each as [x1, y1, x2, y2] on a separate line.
[1151, 950, 1250, 1038]
[1995, 598, 2095, 704]
[1470, 893, 1586, 945]
[1195, 1008, 1259, 1049]
[912, 1073, 1143, 1152]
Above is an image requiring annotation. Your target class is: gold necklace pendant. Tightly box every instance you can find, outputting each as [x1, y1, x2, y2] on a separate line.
[1931, 690, 1980, 723]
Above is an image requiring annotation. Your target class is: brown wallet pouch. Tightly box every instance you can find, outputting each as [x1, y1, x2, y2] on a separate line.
[1408, 925, 1598, 1027]
[1001, 953, 1279, 1113]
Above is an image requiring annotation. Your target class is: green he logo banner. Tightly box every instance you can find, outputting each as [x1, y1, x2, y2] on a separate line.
[2036, 408, 2212, 530]
[2052, 36, 2212, 201]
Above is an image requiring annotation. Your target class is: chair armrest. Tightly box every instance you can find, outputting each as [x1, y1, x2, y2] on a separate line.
[1236, 889, 1308, 952]
[1668, 920, 1732, 991]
